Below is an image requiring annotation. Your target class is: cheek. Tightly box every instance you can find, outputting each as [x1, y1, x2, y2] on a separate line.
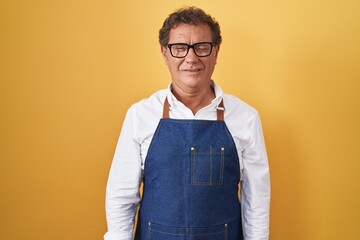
[167, 61, 182, 74]
[204, 63, 216, 77]
[204, 59, 216, 71]
[170, 60, 183, 70]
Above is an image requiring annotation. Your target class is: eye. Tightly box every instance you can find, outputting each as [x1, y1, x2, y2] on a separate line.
[173, 45, 187, 51]
[195, 44, 211, 52]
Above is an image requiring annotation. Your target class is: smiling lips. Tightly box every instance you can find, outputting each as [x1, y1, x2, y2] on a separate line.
[183, 68, 202, 72]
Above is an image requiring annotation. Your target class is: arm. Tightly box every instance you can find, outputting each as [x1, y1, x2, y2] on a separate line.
[104, 107, 142, 240]
[241, 111, 271, 240]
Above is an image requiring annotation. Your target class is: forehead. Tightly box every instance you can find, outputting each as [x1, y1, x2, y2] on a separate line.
[168, 23, 212, 43]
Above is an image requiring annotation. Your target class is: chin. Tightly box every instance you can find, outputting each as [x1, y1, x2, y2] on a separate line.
[184, 78, 210, 88]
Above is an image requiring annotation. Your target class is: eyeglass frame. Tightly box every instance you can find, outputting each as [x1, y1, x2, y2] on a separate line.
[166, 42, 215, 58]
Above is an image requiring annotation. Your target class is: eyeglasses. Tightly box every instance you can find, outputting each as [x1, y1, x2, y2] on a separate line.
[167, 42, 215, 58]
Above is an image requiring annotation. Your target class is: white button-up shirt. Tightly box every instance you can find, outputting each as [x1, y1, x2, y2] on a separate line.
[104, 82, 270, 240]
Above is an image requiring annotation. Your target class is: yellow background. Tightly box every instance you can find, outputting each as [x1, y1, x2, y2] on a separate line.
[1, 0, 359, 239]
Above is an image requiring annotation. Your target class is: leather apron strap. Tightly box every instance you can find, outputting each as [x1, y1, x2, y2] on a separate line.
[163, 97, 225, 121]
[163, 97, 170, 118]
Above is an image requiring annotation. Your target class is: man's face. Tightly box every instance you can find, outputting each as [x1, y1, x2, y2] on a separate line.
[161, 23, 220, 91]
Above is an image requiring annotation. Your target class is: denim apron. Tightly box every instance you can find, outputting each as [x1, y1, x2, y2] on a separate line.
[135, 98, 243, 240]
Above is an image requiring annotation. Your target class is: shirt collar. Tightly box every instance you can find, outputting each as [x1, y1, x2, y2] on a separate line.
[166, 80, 223, 110]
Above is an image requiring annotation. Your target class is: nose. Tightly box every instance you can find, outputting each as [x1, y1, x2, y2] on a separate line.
[185, 48, 199, 63]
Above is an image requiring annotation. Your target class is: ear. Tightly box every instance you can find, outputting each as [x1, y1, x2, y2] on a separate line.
[213, 44, 220, 65]
[214, 44, 220, 59]
[161, 45, 169, 65]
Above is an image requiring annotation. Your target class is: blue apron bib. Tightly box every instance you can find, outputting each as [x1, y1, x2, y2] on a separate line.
[135, 98, 243, 240]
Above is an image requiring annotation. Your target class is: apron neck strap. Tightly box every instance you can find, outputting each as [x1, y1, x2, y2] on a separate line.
[163, 97, 170, 118]
[162, 97, 225, 121]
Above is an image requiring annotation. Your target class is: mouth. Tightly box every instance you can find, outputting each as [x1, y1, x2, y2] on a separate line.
[183, 69, 202, 72]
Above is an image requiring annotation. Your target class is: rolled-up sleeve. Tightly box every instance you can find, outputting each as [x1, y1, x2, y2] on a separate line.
[241, 111, 271, 240]
[104, 107, 142, 240]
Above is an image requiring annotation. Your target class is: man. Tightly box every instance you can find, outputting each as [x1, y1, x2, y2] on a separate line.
[104, 7, 270, 240]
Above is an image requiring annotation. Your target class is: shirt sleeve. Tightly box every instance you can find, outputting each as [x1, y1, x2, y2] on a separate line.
[241, 111, 271, 240]
[104, 107, 142, 240]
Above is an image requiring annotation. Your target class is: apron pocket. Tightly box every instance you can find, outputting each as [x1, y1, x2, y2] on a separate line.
[191, 145, 225, 186]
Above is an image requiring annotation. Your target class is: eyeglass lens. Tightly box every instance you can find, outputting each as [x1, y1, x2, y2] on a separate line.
[169, 43, 213, 58]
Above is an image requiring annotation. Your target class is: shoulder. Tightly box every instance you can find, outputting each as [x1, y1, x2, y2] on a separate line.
[127, 89, 167, 117]
[222, 93, 259, 119]
[222, 93, 264, 150]
[222, 93, 262, 137]
[124, 89, 167, 136]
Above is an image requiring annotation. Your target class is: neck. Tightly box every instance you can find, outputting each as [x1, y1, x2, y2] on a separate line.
[171, 82, 215, 115]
